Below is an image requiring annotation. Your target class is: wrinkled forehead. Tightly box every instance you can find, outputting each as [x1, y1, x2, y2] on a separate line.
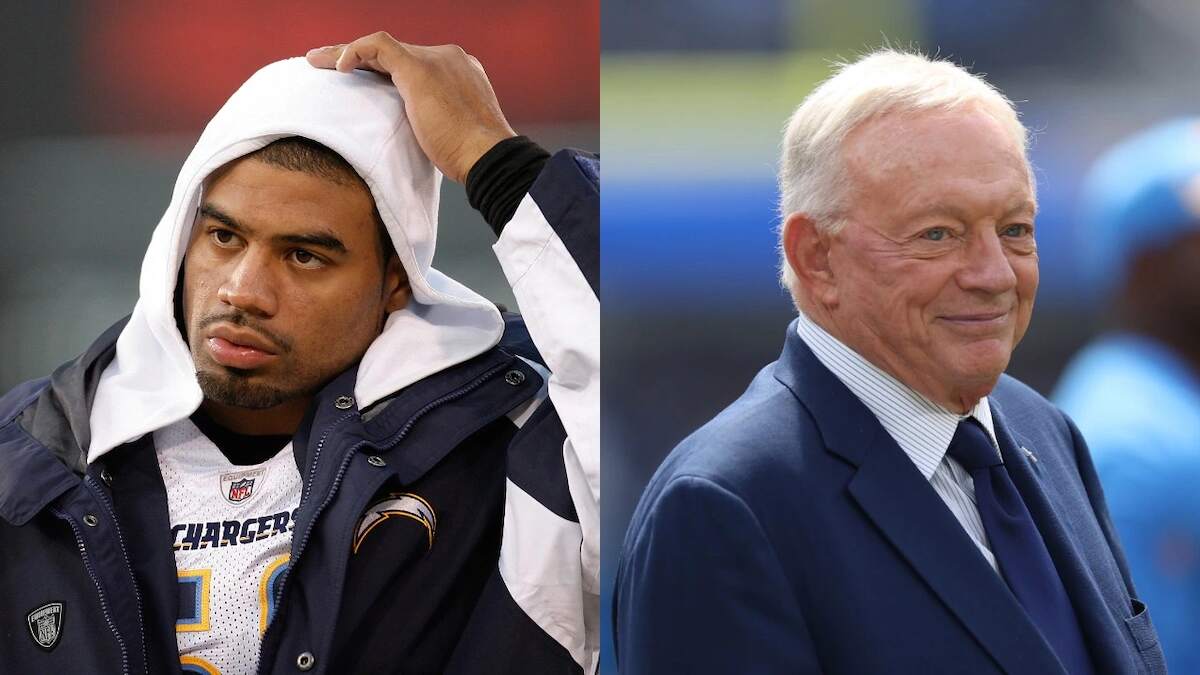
[844, 106, 1034, 191]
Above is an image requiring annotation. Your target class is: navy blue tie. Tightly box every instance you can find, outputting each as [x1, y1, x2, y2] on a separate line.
[948, 419, 1094, 675]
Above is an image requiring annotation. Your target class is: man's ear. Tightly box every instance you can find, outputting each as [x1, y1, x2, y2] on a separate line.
[383, 255, 412, 313]
[782, 212, 838, 308]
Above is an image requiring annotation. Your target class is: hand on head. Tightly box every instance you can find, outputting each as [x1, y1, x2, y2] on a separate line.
[306, 32, 517, 184]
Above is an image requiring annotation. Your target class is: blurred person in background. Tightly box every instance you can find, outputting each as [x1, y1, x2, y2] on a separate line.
[1054, 118, 1200, 675]
[614, 50, 1164, 674]
[0, 32, 598, 674]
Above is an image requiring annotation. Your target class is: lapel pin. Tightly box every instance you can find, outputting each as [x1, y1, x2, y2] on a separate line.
[1021, 446, 1037, 463]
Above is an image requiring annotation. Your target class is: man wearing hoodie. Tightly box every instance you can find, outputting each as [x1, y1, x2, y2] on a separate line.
[0, 32, 598, 675]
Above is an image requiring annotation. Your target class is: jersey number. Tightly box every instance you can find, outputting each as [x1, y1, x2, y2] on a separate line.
[175, 555, 290, 673]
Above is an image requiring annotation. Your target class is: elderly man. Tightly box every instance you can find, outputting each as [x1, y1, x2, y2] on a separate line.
[614, 50, 1164, 674]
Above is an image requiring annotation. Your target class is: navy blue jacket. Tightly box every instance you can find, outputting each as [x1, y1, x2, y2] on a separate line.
[614, 321, 1166, 674]
[0, 148, 598, 674]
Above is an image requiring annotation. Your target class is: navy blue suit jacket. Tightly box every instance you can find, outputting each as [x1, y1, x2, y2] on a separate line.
[614, 321, 1166, 674]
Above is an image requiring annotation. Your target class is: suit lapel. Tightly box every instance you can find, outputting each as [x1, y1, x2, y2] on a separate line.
[774, 323, 1065, 675]
[989, 399, 1133, 674]
[846, 428, 1066, 675]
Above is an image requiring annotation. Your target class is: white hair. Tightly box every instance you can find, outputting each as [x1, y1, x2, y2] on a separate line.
[777, 49, 1032, 310]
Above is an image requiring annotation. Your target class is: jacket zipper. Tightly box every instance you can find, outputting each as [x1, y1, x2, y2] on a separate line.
[263, 361, 512, 669]
[51, 506, 130, 675]
[86, 474, 149, 675]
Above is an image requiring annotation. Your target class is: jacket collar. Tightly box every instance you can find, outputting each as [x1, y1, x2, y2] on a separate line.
[0, 411, 80, 526]
[773, 319, 1069, 674]
[293, 339, 538, 497]
[0, 317, 127, 524]
[793, 312, 999, 479]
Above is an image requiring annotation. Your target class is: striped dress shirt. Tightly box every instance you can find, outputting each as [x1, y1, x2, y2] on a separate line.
[795, 312, 1002, 573]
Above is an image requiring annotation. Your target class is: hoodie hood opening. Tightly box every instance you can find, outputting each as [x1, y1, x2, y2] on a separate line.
[87, 57, 504, 464]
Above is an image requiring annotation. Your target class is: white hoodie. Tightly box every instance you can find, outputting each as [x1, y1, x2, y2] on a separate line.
[88, 58, 504, 462]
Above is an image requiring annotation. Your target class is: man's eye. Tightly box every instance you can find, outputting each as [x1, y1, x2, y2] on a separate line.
[922, 228, 950, 241]
[211, 229, 237, 246]
[291, 250, 323, 268]
[1002, 223, 1031, 237]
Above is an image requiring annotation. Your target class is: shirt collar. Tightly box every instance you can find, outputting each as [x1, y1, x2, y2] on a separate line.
[795, 312, 999, 481]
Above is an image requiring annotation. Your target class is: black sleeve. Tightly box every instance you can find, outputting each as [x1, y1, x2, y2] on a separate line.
[465, 135, 551, 236]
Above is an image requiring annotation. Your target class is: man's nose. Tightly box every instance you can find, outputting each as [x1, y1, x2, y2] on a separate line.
[958, 230, 1018, 295]
[216, 248, 279, 317]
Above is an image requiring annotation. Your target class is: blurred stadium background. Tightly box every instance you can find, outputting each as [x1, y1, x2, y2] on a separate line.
[0, 0, 598, 389]
[602, 0, 1200, 672]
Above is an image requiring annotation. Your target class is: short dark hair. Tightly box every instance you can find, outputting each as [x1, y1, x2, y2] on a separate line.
[244, 136, 396, 266]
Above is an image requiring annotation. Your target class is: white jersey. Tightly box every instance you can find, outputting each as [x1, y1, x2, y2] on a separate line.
[154, 418, 302, 675]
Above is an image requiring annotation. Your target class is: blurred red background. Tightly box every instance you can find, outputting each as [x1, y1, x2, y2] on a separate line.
[80, 1, 598, 133]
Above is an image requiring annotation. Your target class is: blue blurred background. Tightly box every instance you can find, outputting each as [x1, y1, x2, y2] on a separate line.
[601, 0, 1200, 672]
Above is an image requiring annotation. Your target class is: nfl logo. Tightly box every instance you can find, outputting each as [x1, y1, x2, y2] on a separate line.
[220, 467, 266, 505]
[228, 478, 255, 503]
[27, 602, 63, 650]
